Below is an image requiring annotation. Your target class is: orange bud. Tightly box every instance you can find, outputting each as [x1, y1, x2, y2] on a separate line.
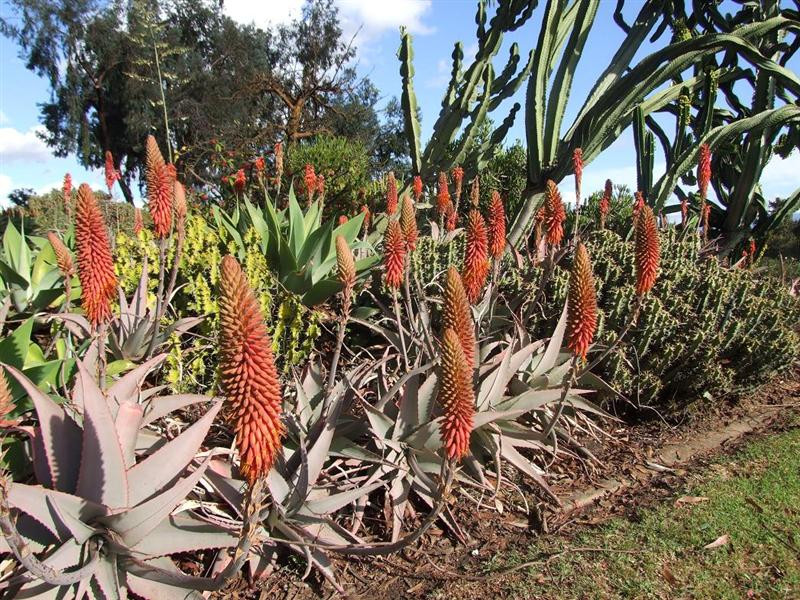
[218, 255, 284, 485]
[544, 180, 566, 247]
[436, 171, 450, 216]
[599, 179, 611, 229]
[635, 205, 660, 296]
[383, 220, 406, 289]
[335, 235, 356, 292]
[487, 190, 506, 259]
[386, 171, 398, 215]
[400, 196, 418, 250]
[413, 175, 423, 201]
[442, 267, 475, 370]
[173, 180, 187, 228]
[698, 143, 711, 201]
[47, 231, 74, 279]
[145, 135, 172, 238]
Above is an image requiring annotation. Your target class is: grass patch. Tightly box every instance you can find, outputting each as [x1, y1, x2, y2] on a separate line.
[482, 423, 800, 599]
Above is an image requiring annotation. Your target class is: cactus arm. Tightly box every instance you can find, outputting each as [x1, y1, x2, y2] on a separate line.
[493, 42, 521, 91]
[633, 105, 655, 197]
[526, 0, 567, 184]
[542, 0, 599, 165]
[398, 28, 423, 176]
[441, 42, 465, 114]
[449, 66, 495, 170]
[490, 47, 535, 112]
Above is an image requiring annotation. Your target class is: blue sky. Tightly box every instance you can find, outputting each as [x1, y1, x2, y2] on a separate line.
[1, 0, 797, 208]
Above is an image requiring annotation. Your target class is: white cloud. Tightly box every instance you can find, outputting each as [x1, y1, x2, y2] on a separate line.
[222, 0, 304, 29]
[336, 0, 434, 38]
[0, 111, 9, 125]
[0, 174, 12, 204]
[0, 126, 51, 163]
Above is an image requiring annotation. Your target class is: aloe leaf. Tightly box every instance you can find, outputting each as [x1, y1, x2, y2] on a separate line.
[498, 387, 589, 413]
[362, 402, 394, 440]
[74, 360, 129, 509]
[287, 192, 307, 260]
[127, 400, 222, 506]
[130, 514, 238, 557]
[14, 538, 86, 598]
[530, 300, 568, 377]
[115, 403, 144, 469]
[4, 364, 81, 491]
[301, 481, 384, 517]
[106, 353, 168, 412]
[93, 552, 120, 600]
[141, 394, 216, 426]
[3, 220, 32, 283]
[125, 556, 205, 600]
[44, 494, 98, 545]
[204, 460, 245, 517]
[104, 455, 213, 548]
[0, 317, 34, 369]
[7, 483, 106, 542]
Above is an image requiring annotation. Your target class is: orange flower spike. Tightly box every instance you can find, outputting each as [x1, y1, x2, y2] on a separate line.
[218, 255, 285, 485]
[469, 176, 480, 208]
[173, 181, 187, 230]
[0, 369, 18, 428]
[572, 148, 583, 207]
[599, 179, 611, 229]
[274, 141, 284, 184]
[62, 173, 72, 206]
[452, 166, 464, 203]
[47, 231, 74, 279]
[304, 164, 316, 202]
[436, 171, 450, 216]
[634, 205, 660, 296]
[442, 267, 475, 370]
[104, 150, 118, 193]
[133, 208, 144, 236]
[445, 203, 457, 231]
[413, 175, 423, 201]
[335, 235, 356, 315]
[400, 195, 418, 251]
[317, 174, 325, 198]
[360, 204, 371, 232]
[383, 220, 406, 290]
[437, 328, 475, 462]
[462, 209, 489, 304]
[233, 168, 246, 193]
[544, 180, 566, 247]
[633, 191, 645, 220]
[145, 135, 172, 238]
[487, 190, 506, 259]
[75, 184, 117, 327]
[386, 171, 398, 215]
[698, 143, 711, 201]
[567, 243, 598, 361]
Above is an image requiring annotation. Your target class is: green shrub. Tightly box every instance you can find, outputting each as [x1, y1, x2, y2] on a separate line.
[286, 136, 371, 217]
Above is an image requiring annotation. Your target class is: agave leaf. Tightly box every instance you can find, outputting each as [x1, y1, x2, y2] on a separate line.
[103, 455, 212, 548]
[300, 480, 384, 517]
[127, 400, 222, 506]
[564, 395, 614, 419]
[141, 393, 216, 426]
[116, 403, 144, 469]
[74, 360, 129, 509]
[395, 373, 420, 441]
[107, 354, 168, 411]
[3, 364, 81, 492]
[476, 345, 512, 410]
[7, 483, 106, 543]
[130, 513, 238, 556]
[530, 300, 568, 377]
[416, 371, 438, 426]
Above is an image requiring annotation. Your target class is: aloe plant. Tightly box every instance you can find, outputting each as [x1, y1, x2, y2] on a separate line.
[213, 187, 378, 306]
[0, 355, 244, 599]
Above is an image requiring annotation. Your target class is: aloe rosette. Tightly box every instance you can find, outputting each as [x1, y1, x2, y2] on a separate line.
[0, 356, 238, 599]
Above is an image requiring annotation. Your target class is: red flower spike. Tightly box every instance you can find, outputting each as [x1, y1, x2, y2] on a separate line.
[218, 255, 285, 485]
[233, 169, 246, 193]
[254, 156, 265, 174]
[317, 174, 325, 198]
[304, 164, 316, 202]
[436, 171, 450, 216]
[445, 203, 457, 231]
[633, 191, 645, 220]
[572, 148, 583, 207]
[104, 150, 119, 193]
[567, 242, 598, 361]
[400, 195, 418, 251]
[469, 176, 479, 208]
[635, 205, 660, 296]
[452, 166, 464, 203]
[544, 180, 566, 247]
[274, 142, 284, 185]
[383, 220, 406, 290]
[698, 144, 711, 201]
[487, 190, 506, 260]
[62, 173, 72, 207]
[133, 208, 144, 236]
[75, 184, 117, 326]
[145, 135, 173, 238]
[413, 175, 423, 201]
[599, 179, 611, 229]
[385, 171, 398, 215]
[462, 210, 489, 304]
[437, 328, 475, 462]
[360, 205, 371, 232]
[442, 267, 475, 370]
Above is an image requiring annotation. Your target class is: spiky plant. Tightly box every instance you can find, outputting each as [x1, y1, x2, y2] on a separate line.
[487, 190, 506, 259]
[438, 328, 475, 461]
[572, 148, 584, 207]
[145, 135, 172, 239]
[0, 357, 240, 598]
[218, 255, 284, 485]
[544, 180, 565, 247]
[62, 173, 72, 217]
[400, 196, 418, 251]
[442, 267, 475, 369]
[452, 166, 464, 206]
[75, 183, 117, 328]
[383, 221, 406, 290]
[304, 164, 317, 204]
[469, 176, 479, 208]
[635, 205, 660, 296]
[567, 242, 597, 361]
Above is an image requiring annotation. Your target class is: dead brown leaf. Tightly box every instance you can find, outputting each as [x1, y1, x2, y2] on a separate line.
[674, 496, 709, 507]
[703, 534, 730, 549]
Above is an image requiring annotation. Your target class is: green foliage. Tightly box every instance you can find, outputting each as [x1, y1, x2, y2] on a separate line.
[286, 136, 371, 216]
[479, 141, 528, 216]
[546, 229, 800, 409]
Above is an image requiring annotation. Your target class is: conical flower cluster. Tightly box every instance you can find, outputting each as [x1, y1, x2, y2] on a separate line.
[633, 191, 645, 220]
[487, 190, 505, 259]
[75, 184, 117, 326]
[274, 141, 284, 186]
[599, 179, 611, 229]
[452, 166, 464, 203]
[573, 148, 583, 206]
[218, 255, 284, 485]
[698, 143, 711, 200]
[386, 171, 398, 215]
[383, 220, 406, 289]
[442, 267, 475, 370]
[445, 205, 457, 231]
[133, 208, 144, 236]
[469, 176, 479, 208]
[462, 210, 489, 303]
[174, 181, 187, 230]
[0, 369, 17, 428]
[304, 164, 317, 203]
[145, 135, 173, 239]
[635, 205, 660, 296]
[104, 151, 119, 193]
[317, 174, 325, 198]
[335, 235, 356, 315]
[233, 169, 246, 193]
[567, 243, 597, 361]
[680, 197, 688, 227]
[360, 204, 371, 233]
[400, 195, 418, 250]
[436, 171, 451, 216]
[544, 180, 566, 247]
[47, 231, 74, 279]
[62, 173, 72, 209]
[437, 328, 475, 461]
[413, 175, 423, 200]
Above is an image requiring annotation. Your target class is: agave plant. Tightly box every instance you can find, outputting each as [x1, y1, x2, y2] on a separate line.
[0, 221, 66, 320]
[213, 187, 378, 306]
[0, 356, 244, 599]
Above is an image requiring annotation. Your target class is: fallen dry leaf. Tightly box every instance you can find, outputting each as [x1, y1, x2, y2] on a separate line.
[704, 534, 730, 549]
[662, 564, 678, 586]
[675, 496, 709, 506]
